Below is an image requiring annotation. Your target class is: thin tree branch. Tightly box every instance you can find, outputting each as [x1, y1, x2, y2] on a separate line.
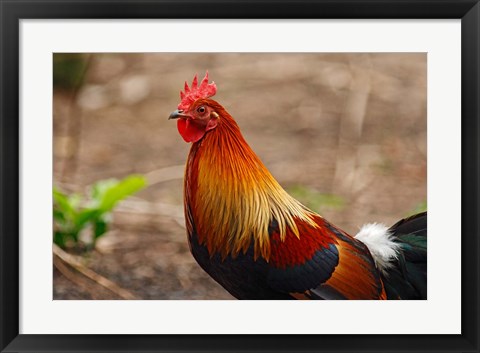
[53, 244, 137, 300]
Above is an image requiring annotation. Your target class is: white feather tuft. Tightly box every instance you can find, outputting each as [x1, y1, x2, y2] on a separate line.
[354, 223, 400, 275]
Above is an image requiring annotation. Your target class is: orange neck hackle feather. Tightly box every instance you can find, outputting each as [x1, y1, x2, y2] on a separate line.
[184, 100, 318, 260]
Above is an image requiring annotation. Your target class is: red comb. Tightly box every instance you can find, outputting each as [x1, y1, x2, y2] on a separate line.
[178, 71, 217, 111]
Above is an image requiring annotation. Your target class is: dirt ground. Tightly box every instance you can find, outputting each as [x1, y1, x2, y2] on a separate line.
[53, 53, 427, 300]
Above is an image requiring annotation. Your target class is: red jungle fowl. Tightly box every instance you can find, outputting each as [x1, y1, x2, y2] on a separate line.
[168, 72, 427, 300]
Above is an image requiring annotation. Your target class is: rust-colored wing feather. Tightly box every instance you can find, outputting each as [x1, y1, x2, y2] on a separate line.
[267, 217, 385, 300]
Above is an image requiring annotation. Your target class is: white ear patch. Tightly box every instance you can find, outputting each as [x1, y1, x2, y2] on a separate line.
[354, 223, 400, 275]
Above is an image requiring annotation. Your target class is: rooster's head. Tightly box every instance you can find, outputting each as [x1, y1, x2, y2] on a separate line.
[169, 71, 221, 143]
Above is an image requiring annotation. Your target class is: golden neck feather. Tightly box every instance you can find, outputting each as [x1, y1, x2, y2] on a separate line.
[185, 105, 316, 260]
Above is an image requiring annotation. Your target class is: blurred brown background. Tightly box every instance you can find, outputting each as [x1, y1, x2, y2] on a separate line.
[53, 53, 426, 300]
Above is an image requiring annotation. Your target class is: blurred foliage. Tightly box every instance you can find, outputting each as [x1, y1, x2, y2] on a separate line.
[53, 54, 89, 90]
[408, 200, 427, 216]
[287, 185, 345, 213]
[53, 175, 147, 250]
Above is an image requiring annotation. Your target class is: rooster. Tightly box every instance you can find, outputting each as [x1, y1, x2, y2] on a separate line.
[168, 72, 427, 300]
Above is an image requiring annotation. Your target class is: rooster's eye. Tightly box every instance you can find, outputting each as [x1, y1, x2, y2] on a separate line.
[197, 106, 206, 114]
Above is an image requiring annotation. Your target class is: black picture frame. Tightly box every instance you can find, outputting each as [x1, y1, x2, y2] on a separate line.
[1, 1, 479, 352]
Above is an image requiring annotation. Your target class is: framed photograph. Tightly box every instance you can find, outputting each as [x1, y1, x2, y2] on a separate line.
[1, 1, 479, 352]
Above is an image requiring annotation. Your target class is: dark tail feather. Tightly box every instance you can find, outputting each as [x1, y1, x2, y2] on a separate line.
[382, 212, 427, 300]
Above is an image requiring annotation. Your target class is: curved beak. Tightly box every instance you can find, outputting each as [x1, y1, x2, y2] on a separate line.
[168, 109, 189, 120]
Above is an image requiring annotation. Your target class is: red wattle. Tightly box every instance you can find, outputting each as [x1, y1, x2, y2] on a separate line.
[177, 119, 206, 143]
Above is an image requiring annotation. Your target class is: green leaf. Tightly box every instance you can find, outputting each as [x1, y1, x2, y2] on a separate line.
[53, 208, 65, 222]
[91, 179, 120, 203]
[54, 231, 77, 248]
[94, 219, 108, 239]
[75, 208, 100, 228]
[68, 193, 82, 209]
[53, 174, 147, 251]
[97, 175, 147, 213]
[54, 231, 67, 248]
[53, 188, 74, 215]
